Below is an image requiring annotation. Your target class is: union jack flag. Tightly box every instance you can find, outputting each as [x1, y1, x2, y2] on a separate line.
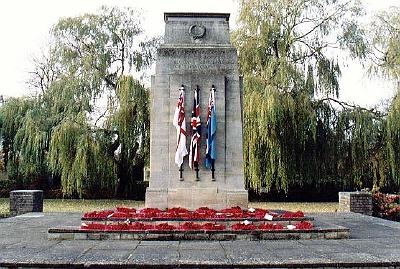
[189, 86, 201, 169]
[173, 85, 188, 167]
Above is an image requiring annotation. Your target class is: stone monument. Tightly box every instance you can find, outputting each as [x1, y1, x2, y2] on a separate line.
[145, 12, 248, 210]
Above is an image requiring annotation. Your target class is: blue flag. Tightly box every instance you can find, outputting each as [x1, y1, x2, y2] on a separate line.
[206, 89, 217, 169]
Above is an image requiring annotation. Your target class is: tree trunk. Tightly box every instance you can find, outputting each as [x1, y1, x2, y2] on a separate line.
[114, 142, 140, 198]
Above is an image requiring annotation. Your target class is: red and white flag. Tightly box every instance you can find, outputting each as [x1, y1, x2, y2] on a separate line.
[173, 86, 188, 167]
[189, 86, 201, 169]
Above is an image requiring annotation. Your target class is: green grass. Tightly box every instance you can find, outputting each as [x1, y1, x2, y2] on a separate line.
[0, 198, 337, 214]
[249, 202, 338, 213]
[43, 199, 143, 213]
[0, 198, 8, 215]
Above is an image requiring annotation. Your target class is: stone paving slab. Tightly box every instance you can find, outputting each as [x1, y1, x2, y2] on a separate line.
[0, 212, 400, 268]
[48, 227, 349, 241]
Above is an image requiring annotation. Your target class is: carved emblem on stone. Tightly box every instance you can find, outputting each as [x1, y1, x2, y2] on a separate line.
[189, 24, 206, 39]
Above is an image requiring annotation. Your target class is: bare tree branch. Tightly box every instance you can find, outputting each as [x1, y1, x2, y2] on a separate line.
[318, 97, 387, 117]
[293, 1, 351, 42]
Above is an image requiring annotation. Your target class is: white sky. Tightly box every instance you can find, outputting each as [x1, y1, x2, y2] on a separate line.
[0, 0, 398, 108]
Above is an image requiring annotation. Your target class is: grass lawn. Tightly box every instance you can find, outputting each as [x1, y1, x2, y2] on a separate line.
[0, 198, 8, 215]
[250, 202, 338, 213]
[0, 198, 337, 214]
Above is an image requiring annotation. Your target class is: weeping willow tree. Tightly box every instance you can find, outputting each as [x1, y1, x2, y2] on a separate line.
[106, 76, 150, 197]
[233, 0, 391, 196]
[46, 76, 149, 198]
[0, 6, 156, 197]
[387, 95, 400, 188]
[369, 7, 400, 81]
[48, 113, 115, 197]
[369, 7, 400, 191]
[0, 98, 42, 187]
[243, 84, 317, 193]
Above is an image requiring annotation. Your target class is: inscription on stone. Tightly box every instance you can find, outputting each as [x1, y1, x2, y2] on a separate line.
[162, 50, 236, 71]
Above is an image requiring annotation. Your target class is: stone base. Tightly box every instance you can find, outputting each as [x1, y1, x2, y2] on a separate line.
[10, 190, 43, 216]
[145, 188, 168, 209]
[145, 187, 248, 210]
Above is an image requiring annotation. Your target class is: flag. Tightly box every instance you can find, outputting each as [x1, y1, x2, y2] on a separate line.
[189, 86, 201, 169]
[206, 86, 217, 169]
[173, 86, 188, 167]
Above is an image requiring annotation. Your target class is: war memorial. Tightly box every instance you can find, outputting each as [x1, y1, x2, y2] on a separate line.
[145, 12, 248, 210]
[0, 12, 400, 269]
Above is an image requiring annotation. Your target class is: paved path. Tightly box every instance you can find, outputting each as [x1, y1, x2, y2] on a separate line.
[0, 212, 399, 268]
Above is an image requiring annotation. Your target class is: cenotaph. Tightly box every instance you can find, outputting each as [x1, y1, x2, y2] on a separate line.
[145, 13, 248, 209]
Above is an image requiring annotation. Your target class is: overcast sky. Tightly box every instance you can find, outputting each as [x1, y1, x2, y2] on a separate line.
[0, 0, 398, 108]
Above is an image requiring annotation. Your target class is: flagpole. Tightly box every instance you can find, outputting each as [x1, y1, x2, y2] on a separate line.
[179, 84, 185, 181]
[179, 164, 184, 181]
[195, 85, 200, 181]
[211, 85, 216, 181]
[211, 159, 215, 181]
[195, 163, 199, 180]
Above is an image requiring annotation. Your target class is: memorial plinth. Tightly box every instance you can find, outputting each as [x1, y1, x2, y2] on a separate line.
[145, 13, 248, 209]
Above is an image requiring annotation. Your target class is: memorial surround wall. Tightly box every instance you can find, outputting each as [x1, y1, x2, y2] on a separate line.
[338, 192, 373, 216]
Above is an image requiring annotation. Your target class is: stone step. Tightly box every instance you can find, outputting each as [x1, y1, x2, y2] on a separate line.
[48, 224, 349, 241]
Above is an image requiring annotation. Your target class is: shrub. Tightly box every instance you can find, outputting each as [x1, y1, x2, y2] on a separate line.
[372, 192, 400, 221]
[0, 179, 13, 197]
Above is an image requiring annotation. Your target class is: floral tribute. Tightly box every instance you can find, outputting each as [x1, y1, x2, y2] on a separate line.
[80, 220, 313, 232]
[82, 206, 305, 221]
[81, 206, 313, 232]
